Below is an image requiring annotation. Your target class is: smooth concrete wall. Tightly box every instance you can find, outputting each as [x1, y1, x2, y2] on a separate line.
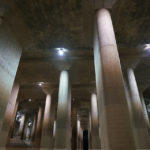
[0, 23, 22, 148]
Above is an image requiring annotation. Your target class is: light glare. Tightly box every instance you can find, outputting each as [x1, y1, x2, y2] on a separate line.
[144, 44, 150, 50]
[56, 48, 68, 56]
[58, 50, 64, 56]
[38, 82, 44, 86]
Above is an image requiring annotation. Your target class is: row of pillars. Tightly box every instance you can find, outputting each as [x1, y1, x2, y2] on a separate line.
[0, 8, 150, 150]
[5, 71, 101, 150]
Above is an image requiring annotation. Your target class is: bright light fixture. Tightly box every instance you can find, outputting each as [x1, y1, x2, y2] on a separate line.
[56, 48, 68, 56]
[28, 99, 32, 102]
[58, 50, 64, 56]
[38, 82, 44, 86]
[144, 44, 150, 50]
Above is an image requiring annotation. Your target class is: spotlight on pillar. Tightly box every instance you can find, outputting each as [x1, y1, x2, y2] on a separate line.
[56, 48, 68, 56]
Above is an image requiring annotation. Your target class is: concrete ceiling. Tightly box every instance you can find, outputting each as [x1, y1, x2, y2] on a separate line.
[3, 0, 150, 129]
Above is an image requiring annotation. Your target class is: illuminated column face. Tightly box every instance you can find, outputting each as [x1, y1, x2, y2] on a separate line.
[41, 94, 53, 148]
[0, 18, 22, 147]
[95, 8, 135, 149]
[77, 119, 82, 150]
[0, 83, 20, 146]
[31, 115, 36, 140]
[34, 106, 42, 147]
[140, 94, 150, 135]
[126, 68, 150, 148]
[42, 95, 51, 132]
[91, 93, 101, 149]
[77, 120, 81, 136]
[54, 70, 71, 149]
[18, 114, 25, 136]
[91, 94, 99, 126]
[53, 120, 56, 137]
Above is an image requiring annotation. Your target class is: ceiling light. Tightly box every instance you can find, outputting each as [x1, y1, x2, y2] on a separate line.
[144, 44, 150, 50]
[28, 99, 32, 102]
[38, 82, 44, 86]
[56, 48, 68, 56]
[58, 50, 64, 56]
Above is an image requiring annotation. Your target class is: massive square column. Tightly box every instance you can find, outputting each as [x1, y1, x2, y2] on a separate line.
[54, 70, 71, 150]
[3, 83, 20, 146]
[94, 8, 135, 149]
[0, 17, 22, 147]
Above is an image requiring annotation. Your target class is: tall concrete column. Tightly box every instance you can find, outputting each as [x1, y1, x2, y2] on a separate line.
[31, 115, 36, 141]
[0, 12, 22, 148]
[23, 117, 30, 140]
[89, 114, 92, 150]
[53, 120, 56, 138]
[34, 106, 43, 148]
[40, 94, 53, 149]
[54, 70, 71, 150]
[125, 68, 150, 148]
[0, 83, 20, 146]
[71, 102, 77, 150]
[94, 8, 135, 149]
[77, 119, 83, 150]
[18, 114, 26, 136]
[91, 93, 101, 149]
[140, 94, 150, 135]
[9, 101, 19, 139]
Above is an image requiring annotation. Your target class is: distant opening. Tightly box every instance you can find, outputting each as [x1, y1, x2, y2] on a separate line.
[83, 130, 88, 150]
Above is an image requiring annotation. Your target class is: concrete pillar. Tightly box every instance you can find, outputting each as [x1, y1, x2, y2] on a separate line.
[53, 120, 56, 138]
[94, 8, 135, 149]
[54, 70, 71, 150]
[71, 102, 77, 150]
[125, 68, 150, 148]
[0, 14, 22, 148]
[23, 117, 30, 140]
[91, 93, 101, 149]
[140, 94, 150, 135]
[88, 118, 91, 150]
[77, 120, 83, 150]
[31, 115, 36, 141]
[40, 94, 53, 149]
[89, 114, 92, 150]
[34, 106, 43, 148]
[9, 101, 19, 139]
[0, 83, 20, 146]
[18, 114, 25, 136]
